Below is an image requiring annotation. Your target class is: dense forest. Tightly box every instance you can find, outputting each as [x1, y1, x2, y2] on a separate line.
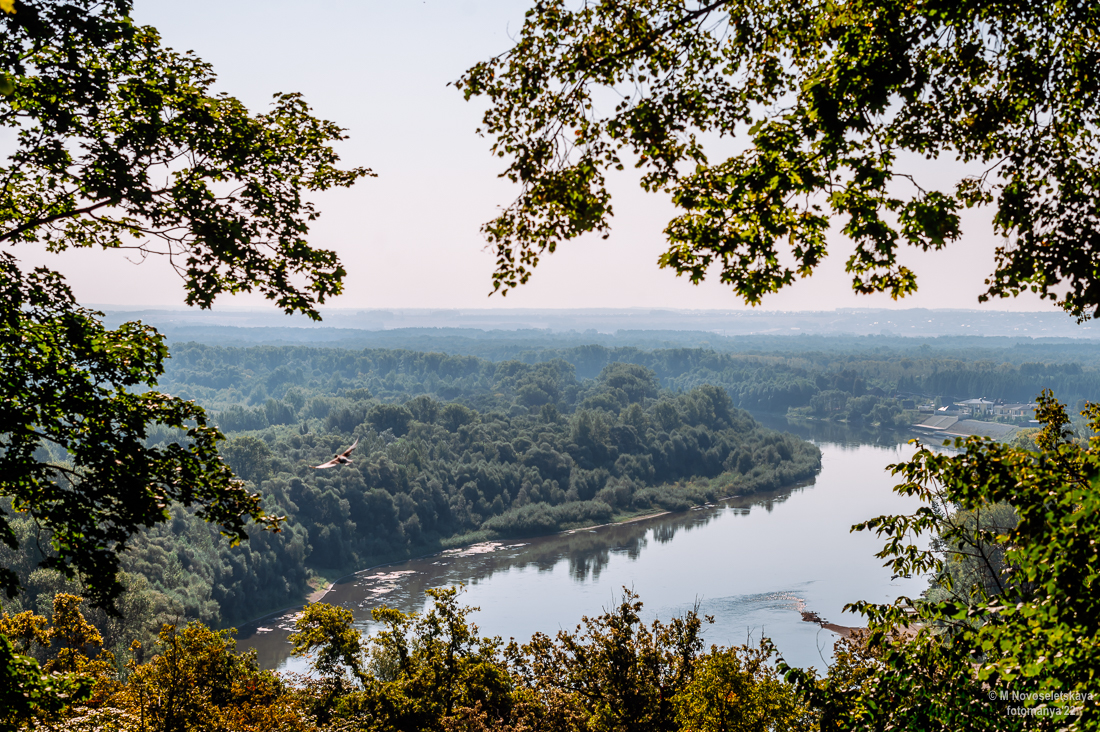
[4, 352, 821, 632]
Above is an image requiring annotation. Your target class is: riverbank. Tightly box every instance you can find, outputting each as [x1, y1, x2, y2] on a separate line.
[232, 469, 805, 630]
[300, 507, 680, 604]
[235, 505, 682, 631]
[238, 480, 814, 636]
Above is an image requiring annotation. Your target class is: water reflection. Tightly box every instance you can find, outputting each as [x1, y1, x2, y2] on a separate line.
[752, 412, 913, 448]
[237, 419, 926, 673]
[238, 479, 815, 670]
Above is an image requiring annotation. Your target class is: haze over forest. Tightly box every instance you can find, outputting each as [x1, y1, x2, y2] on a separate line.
[101, 306, 1098, 343]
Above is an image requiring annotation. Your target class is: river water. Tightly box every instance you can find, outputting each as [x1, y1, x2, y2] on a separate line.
[237, 419, 928, 673]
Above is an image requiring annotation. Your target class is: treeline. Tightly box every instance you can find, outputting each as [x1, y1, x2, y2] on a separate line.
[159, 342, 1100, 422]
[141, 315, 1100, 363]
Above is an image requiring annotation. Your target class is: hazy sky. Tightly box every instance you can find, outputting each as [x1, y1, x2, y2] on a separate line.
[16, 1, 1058, 313]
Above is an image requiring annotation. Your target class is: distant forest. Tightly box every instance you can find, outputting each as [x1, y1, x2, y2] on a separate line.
[162, 341, 1100, 422]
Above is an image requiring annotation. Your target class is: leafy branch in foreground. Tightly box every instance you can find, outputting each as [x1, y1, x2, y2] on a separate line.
[0, 253, 282, 609]
[1, 0, 369, 611]
[782, 390, 1100, 730]
[1, 0, 372, 317]
[460, 0, 1100, 317]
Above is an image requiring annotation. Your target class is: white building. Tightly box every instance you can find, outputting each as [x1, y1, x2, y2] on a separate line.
[955, 398, 995, 416]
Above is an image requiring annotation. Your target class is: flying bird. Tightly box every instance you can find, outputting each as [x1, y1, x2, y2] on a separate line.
[312, 438, 358, 469]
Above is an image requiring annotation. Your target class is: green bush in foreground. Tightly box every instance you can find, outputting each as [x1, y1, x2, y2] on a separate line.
[784, 391, 1100, 730]
[3, 587, 809, 732]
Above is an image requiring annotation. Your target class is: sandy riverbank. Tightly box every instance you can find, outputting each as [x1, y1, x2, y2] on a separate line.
[248, 506, 676, 627]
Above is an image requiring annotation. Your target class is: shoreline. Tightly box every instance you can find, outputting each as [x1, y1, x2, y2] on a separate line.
[236, 506, 678, 632]
[234, 473, 820, 634]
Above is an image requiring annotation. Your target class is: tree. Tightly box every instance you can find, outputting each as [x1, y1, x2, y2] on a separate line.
[220, 436, 274, 487]
[290, 602, 367, 687]
[0, 593, 118, 731]
[0, 261, 277, 608]
[292, 588, 516, 730]
[125, 622, 306, 732]
[1, 0, 369, 608]
[1, 0, 368, 314]
[458, 0, 1100, 317]
[673, 643, 810, 732]
[782, 391, 1100, 729]
[0, 625, 91, 732]
[515, 588, 707, 732]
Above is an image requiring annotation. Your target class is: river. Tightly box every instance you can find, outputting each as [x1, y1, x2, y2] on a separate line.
[237, 419, 929, 673]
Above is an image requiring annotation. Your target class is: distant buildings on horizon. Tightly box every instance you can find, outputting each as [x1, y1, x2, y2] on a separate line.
[912, 398, 1039, 441]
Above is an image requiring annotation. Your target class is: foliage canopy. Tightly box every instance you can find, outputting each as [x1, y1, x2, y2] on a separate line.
[1, 0, 368, 609]
[783, 391, 1100, 729]
[459, 0, 1100, 317]
[1, 0, 370, 313]
[290, 587, 809, 732]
